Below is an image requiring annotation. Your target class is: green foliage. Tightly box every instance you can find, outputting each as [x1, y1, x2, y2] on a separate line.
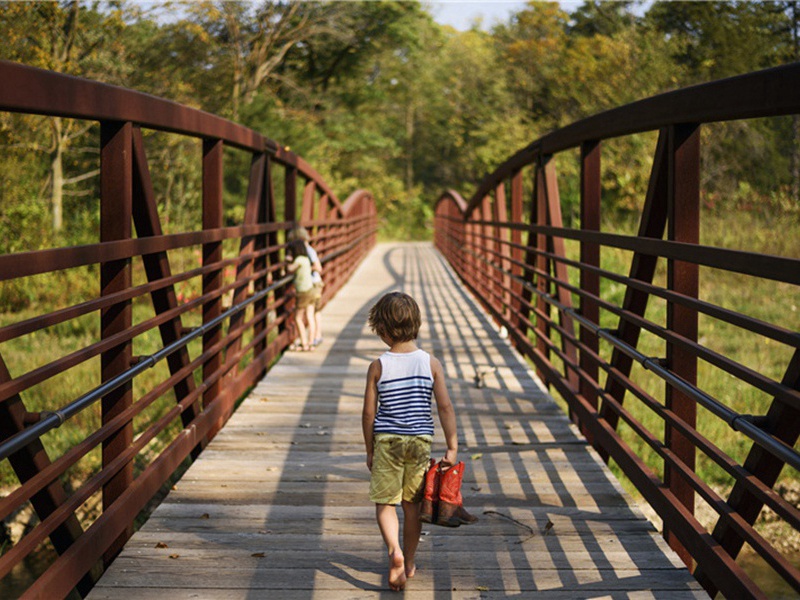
[1, 0, 796, 238]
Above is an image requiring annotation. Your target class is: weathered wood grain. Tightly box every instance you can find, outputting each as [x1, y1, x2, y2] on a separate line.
[88, 243, 702, 599]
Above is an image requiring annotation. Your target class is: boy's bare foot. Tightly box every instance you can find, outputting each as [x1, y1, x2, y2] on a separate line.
[388, 550, 406, 591]
[405, 562, 416, 579]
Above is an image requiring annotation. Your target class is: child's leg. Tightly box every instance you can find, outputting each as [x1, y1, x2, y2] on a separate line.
[304, 305, 316, 346]
[294, 311, 309, 349]
[314, 309, 322, 344]
[401, 500, 422, 578]
[376, 504, 406, 591]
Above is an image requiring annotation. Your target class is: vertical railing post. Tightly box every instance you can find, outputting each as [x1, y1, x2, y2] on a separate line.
[466, 212, 476, 288]
[665, 123, 700, 567]
[99, 120, 134, 564]
[535, 157, 550, 383]
[281, 166, 298, 339]
[580, 140, 601, 439]
[253, 154, 269, 364]
[480, 195, 493, 310]
[495, 183, 511, 322]
[202, 139, 224, 419]
[510, 171, 524, 330]
[285, 166, 297, 225]
[265, 156, 285, 339]
[302, 180, 315, 223]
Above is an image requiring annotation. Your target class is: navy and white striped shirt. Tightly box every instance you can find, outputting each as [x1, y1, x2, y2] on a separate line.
[373, 349, 435, 436]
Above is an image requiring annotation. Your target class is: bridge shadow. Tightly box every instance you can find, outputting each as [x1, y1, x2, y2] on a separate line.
[243, 245, 408, 599]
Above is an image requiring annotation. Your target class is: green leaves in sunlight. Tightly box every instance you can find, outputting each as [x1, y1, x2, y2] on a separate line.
[1, 1, 799, 241]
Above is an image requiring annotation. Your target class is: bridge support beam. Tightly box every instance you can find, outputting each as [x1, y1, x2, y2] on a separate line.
[664, 123, 701, 568]
[202, 139, 224, 435]
[579, 140, 601, 442]
[100, 120, 135, 566]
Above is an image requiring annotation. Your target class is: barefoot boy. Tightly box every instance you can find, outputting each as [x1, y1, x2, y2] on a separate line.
[362, 292, 458, 591]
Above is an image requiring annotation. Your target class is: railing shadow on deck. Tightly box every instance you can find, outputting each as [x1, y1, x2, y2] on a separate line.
[434, 63, 800, 599]
[0, 61, 376, 598]
[173, 242, 696, 598]
[411, 244, 691, 597]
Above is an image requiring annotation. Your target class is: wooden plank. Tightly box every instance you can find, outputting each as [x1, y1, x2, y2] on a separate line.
[88, 243, 698, 598]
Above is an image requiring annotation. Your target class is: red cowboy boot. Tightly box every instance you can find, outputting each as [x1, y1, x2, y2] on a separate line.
[419, 458, 440, 523]
[436, 462, 479, 526]
[436, 461, 465, 527]
[455, 505, 479, 525]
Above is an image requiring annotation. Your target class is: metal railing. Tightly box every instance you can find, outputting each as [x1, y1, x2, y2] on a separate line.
[0, 61, 376, 598]
[434, 62, 800, 599]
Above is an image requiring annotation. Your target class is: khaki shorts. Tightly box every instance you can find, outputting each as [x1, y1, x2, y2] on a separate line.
[296, 289, 315, 310]
[369, 434, 432, 505]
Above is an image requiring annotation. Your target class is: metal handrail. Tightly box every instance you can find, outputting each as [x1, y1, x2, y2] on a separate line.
[449, 229, 800, 471]
[0, 273, 291, 462]
[0, 223, 380, 462]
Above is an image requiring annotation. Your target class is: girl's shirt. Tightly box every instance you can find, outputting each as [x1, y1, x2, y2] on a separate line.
[291, 255, 313, 293]
[373, 349, 435, 436]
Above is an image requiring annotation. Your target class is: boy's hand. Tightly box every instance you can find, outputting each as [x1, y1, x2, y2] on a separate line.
[366, 451, 373, 471]
[442, 448, 458, 466]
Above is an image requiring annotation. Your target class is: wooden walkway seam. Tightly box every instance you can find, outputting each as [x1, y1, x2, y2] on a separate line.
[88, 242, 704, 599]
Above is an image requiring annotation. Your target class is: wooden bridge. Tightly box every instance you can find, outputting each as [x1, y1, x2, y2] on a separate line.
[1, 62, 799, 599]
[87, 243, 701, 598]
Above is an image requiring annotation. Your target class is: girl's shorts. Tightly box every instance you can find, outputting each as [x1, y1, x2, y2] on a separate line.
[369, 434, 432, 505]
[296, 289, 316, 310]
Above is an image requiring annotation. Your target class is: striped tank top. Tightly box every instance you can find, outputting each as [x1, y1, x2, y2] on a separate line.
[373, 349, 435, 436]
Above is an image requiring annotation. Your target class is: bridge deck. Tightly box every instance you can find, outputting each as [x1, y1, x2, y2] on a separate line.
[89, 242, 703, 599]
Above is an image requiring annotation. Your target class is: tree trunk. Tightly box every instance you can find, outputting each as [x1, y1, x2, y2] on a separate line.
[405, 100, 415, 192]
[50, 116, 64, 232]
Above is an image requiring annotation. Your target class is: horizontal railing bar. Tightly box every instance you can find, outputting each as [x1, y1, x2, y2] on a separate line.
[468, 227, 800, 348]
[0, 299, 293, 523]
[457, 231, 800, 401]
[487, 240, 800, 406]
[0, 222, 288, 282]
[0, 273, 293, 462]
[0, 241, 283, 343]
[474, 219, 800, 286]
[0, 259, 278, 402]
[0, 227, 371, 434]
[0, 61, 267, 152]
[452, 230, 800, 471]
[539, 282, 800, 473]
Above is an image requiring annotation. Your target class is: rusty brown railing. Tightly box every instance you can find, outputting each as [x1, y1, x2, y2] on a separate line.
[435, 62, 800, 599]
[0, 61, 376, 598]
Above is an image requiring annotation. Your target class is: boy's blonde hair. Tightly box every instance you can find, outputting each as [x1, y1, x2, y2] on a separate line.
[368, 292, 421, 343]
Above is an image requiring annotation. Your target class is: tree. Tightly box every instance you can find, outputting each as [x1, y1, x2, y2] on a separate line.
[0, 1, 127, 233]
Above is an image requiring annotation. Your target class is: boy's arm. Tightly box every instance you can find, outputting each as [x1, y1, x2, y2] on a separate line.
[362, 360, 380, 471]
[431, 356, 458, 465]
